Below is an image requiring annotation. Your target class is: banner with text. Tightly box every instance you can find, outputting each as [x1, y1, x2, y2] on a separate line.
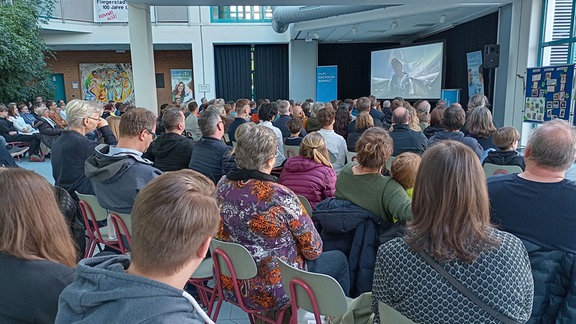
[94, 0, 128, 23]
[316, 66, 338, 102]
[466, 51, 484, 97]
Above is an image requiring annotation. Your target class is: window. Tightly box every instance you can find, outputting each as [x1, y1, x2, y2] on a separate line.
[539, 0, 576, 65]
[211, 6, 273, 23]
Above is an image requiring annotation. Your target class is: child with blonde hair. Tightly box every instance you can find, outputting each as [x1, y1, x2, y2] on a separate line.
[390, 152, 422, 198]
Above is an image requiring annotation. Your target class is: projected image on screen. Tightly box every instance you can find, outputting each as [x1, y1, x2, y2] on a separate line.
[371, 42, 444, 99]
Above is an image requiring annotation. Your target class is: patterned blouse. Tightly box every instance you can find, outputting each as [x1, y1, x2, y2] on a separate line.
[215, 170, 323, 311]
[372, 228, 534, 323]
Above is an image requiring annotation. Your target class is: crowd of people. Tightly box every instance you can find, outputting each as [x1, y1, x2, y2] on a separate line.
[1, 92, 575, 324]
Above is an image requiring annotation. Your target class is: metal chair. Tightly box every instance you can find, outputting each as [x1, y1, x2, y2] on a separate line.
[483, 163, 523, 178]
[346, 151, 357, 164]
[108, 212, 132, 254]
[210, 239, 287, 324]
[297, 195, 313, 217]
[276, 257, 350, 324]
[187, 258, 218, 317]
[76, 192, 120, 258]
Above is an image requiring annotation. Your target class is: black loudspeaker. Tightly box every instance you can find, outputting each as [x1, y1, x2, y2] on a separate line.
[484, 44, 500, 68]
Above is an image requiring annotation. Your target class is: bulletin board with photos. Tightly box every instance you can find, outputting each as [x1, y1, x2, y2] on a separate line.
[524, 64, 574, 124]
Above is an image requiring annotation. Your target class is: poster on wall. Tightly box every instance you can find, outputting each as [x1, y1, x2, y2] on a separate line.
[170, 69, 194, 104]
[316, 66, 338, 102]
[94, 0, 129, 23]
[525, 64, 574, 123]
[80, 63, 134, 103]
[466, 51, 484, 96]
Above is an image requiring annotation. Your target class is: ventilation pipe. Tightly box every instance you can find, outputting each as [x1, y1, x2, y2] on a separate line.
[272, 5, 389, 33]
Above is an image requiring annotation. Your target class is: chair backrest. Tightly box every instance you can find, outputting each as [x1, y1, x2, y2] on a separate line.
[284, 145, 300, 159]
[378, 302, 416, 324]
[109, 212, 132, 253]
[346, 151, 357, 164]
[76, 192, 109, 222]
[385, 156, 396, 171]
[276, 257, 348, 322]
[297, 195, 313, 217]
[483, 163, 523, 178]
[210, 239, 257, 279]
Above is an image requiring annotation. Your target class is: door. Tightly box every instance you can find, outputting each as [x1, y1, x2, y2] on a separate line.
[52, 73, 66, 102]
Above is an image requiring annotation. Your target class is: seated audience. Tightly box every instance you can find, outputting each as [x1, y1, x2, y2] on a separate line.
[46, 100, 68, 129]
[57, 170, 218, 323]
[336, 127, 412, 222]
[317, 107, 347, 174]
[465, 106, 497, 151]
[279, 132, 336, 209]
[85, 107, 161, 213]
[423, 106, 446, 138]
[274, 99, 306, 139]
[0, 168, 77, 324]
[284, 117, 304, 146]
[188, 109, 236, 184]
[389, 106, 427, 156]
[428, 104, 483, 159]
[347, 97, 384, 134]
[144, 108, 194, 171]
[390, 152, 421, 198]
[0, 104, 43, 161]
[52, 99, 117, 198]
[488, 119, 576, 322]
[258, 102, 286, 167]
[215, 125, 349, 315]
[372, 140, 534, 323]
[34, 106, 62, 148]
[347, 111, 373, 152]
[7, 102, 38, 134]
[18, 103, 37, 126]
[227, 98, 250, 142]
[483, 126, 525, 170]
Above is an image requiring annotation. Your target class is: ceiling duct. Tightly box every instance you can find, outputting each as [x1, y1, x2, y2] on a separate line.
[272, 5, 388, 33]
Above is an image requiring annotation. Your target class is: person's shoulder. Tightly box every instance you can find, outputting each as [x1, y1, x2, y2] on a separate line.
[486, 173, 517, 186]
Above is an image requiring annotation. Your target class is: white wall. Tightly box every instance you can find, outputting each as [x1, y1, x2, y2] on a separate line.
[289, 40, 318, 102]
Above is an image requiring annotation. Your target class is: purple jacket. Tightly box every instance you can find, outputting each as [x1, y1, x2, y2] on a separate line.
[279, 156, 336, 209]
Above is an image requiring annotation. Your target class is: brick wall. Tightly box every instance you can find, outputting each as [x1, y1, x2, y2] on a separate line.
[46, 50, 193, 113]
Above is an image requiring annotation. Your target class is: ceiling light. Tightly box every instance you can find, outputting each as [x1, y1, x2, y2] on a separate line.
[440, 14, 446, 23]
[313, 32, 320, 39]
[391, 20, 398, 29]
[351, 25, 359, 34]
[304, 33, 312, 42]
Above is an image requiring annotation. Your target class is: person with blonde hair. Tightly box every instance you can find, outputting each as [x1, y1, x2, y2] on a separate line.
[51, 99, 117, 198]
[346, 111, 374, 152]
[372, 140, 533, 323]
[279, 132, 336, 208]
[390, 152, 421, 197]
[106, 115, 121, 139]
[336, 127, 413, 222]
[0, 168, 77, 323]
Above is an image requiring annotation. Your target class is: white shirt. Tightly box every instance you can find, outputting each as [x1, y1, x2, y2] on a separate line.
[260, 120, 286, 167]
[317, 128, 347, 174]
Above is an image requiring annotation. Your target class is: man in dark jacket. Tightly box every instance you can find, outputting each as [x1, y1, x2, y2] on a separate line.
[144, 108, 194, 172]
[188, 109, 236, 184]
[488, 119, 576, 323]
[389, 107, 427, 156]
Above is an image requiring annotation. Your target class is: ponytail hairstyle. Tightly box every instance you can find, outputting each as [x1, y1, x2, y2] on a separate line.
[299, 132, 332, 168]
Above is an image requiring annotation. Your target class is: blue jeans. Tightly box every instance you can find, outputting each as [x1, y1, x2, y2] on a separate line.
[306, 250, 350, 296]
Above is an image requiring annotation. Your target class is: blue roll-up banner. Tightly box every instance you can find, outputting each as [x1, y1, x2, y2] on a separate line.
[316, 66, 338, 102]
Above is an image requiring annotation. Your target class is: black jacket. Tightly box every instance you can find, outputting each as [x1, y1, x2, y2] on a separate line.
[143, 132, 194, 172]
[483, 150, 526, 170]
[188, 136, 236, 184]
[389, 124, 427, 156]
[313, 198, 391, 298]
[34, 117, 62, 148]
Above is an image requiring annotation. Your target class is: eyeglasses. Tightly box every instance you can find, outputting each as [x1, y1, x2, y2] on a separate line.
[86, 116, 102, 122]
[145, 129, 157, 140]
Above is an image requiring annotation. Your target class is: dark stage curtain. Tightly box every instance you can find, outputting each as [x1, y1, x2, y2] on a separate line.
[254, 44, 288, 101]
[214, 45, 252, 101]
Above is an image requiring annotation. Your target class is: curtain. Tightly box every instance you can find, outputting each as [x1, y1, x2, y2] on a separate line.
[214, 45, 252, 101]
[254, 44, 289, 100]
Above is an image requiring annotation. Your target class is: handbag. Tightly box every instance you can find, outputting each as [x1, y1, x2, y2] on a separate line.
[418, 250, 521, 324]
